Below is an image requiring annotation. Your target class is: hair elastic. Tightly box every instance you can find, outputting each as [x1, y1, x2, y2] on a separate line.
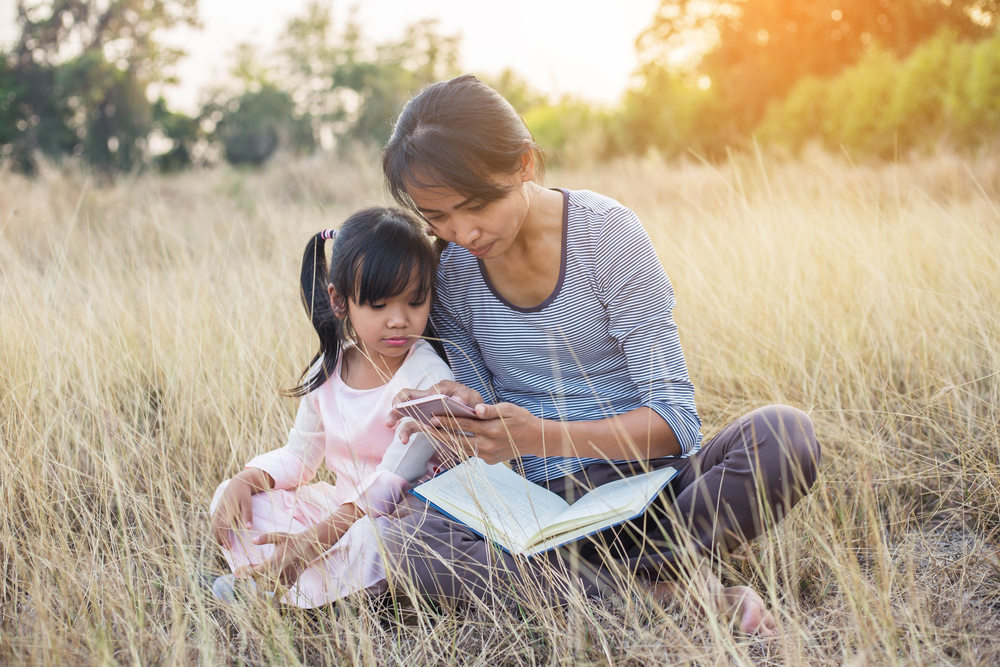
[321, 229, 338, 240]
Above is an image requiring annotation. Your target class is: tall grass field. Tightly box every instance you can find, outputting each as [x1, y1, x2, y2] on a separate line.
[2, 151, 999, 665]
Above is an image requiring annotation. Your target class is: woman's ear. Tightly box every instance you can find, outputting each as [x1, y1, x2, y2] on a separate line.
[328, 284, 348, 318]
[519, 147, 537, 183]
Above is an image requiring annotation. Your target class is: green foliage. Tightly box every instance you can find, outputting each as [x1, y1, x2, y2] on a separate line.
[523, 101, 611, 164]
[151, 98, 200, 172]
[962, 34, 1000, 142]
[760, 28, 1000, 157]
[56, 51, 154, 173]
[273, 4, 459, 150]
[484, 69, 547, 114]
[617, 66, 730, 158]
[0, 56, 76, 171]
[0, 0, 196, 174]
[633, 0, 997, 156]
[209, 85, 315, 166]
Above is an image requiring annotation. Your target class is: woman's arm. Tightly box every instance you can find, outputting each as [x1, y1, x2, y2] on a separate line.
[418, 401, 679, 465]
[404, 205, 700, 465]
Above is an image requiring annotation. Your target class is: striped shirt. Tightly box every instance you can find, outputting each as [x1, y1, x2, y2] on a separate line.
[431, 189, 702, 484]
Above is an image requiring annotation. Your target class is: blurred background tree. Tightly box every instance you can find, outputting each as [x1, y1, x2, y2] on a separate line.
[1, 0, 198, 173]
[626, 0, 998, 157]
[273, 2, 459, 149]
[2, 0, 999, 174]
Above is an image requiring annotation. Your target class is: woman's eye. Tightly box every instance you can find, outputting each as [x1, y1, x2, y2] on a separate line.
[468, 201, 488, 212]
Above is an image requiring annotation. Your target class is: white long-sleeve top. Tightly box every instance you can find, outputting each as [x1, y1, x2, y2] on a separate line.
[246, 339, 453, 519]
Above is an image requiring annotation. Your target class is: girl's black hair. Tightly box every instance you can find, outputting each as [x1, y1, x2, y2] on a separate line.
[381, 74, 543, 211]
[288, 207, 445, 397]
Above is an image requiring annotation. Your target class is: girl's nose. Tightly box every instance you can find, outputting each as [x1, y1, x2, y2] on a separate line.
[386, 308, 408, 328]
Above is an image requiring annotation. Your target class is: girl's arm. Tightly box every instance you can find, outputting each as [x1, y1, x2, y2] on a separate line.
[210, 467, 275, 547]
[245, 390, 327, 490]
[211, 387, 324, 548]
[241, 345, 455, 587]
[238, 502, 364, 587]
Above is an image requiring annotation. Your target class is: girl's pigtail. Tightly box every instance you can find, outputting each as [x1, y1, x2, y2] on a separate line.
[286, 229, 341, 397]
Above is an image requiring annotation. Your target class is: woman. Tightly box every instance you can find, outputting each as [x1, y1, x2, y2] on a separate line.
[380, 75, 820, 636]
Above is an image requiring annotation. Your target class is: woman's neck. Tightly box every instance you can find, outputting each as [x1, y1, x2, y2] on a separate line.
[340, 344, 406, 390]
[506, 183, 564, 256]
[479, 183, 566, 309]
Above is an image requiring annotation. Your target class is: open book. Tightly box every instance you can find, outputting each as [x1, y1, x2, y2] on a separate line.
[410, 458, 677, 557]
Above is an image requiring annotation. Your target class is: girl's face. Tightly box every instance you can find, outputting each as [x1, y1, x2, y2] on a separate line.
[405, 153, 536, 260]
[328, 272, 431, 362]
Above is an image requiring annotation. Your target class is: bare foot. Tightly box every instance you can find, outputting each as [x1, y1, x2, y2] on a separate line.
[648, 565, 778, 638]
[718, 585, 777, 637]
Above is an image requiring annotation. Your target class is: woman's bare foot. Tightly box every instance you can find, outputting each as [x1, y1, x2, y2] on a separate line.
[717, 584, 777, 637]
[646, 565, 778, 638]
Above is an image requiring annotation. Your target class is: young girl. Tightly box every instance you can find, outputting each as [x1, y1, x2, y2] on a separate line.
[378, 75, 820, 636]
[209, 207, 453, 609]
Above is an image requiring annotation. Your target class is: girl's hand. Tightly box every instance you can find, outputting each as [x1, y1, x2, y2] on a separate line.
[210, 477, 254, 549]
[235, 531, 325, 591]
[387, 380, 485, 436]
[422, 402, 543, 465]
[210, 468, 273, 549]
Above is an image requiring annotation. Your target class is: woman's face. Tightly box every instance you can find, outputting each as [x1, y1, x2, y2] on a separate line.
[405, 154, 535, 260]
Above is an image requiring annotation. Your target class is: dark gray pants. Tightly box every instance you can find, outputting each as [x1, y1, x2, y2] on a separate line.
[381, 405, 821, 608]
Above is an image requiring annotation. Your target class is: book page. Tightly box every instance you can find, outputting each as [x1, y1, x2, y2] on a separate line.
[541, 467, 677, 536]
[416, 459, 569, 550]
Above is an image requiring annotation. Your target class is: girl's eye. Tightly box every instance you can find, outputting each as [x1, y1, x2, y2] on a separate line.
[409, 299, 427, 307]
[370, 303, 386, 310]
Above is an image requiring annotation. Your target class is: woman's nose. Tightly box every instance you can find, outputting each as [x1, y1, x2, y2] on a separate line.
[457, 220, 481, 247]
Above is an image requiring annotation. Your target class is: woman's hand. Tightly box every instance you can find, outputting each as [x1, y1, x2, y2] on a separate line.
[235, 531, 325, 591]
[210, 468, 273, 548]
[422, 402, 543, 465]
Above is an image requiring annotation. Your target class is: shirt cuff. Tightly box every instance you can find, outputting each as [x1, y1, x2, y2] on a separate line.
[649, 403, 702, 457]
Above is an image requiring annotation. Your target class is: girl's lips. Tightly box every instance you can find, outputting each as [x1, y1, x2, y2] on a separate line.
[468, 242, 494, 258]
[383, 337, 411, 347]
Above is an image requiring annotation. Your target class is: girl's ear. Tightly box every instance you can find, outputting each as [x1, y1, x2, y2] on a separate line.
[328, 284, 348, 318]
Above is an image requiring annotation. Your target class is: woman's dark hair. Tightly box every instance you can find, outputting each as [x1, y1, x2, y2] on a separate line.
[288, 207, 444, 397]
[382, 74, 543, 211]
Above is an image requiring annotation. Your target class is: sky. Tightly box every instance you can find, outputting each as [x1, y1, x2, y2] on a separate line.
[0, 0, 662, 114]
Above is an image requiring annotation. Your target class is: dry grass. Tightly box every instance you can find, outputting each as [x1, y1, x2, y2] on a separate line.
[1, 148, 999, 665]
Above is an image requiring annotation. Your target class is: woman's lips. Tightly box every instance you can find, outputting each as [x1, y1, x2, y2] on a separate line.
[383, 337, 411, 347]
[468, 242, 494, 258]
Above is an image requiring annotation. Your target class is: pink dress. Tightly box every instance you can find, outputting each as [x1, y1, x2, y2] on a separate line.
[210, 339, 452, 608]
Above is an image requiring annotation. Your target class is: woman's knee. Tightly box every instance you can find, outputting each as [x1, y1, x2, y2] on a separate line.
[751, 405, 821, 487]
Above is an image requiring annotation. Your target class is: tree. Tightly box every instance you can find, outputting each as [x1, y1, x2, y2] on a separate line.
[634, 0, 998, 148]
[274, 2, 460, 148]
[1, 0, 197, 172]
